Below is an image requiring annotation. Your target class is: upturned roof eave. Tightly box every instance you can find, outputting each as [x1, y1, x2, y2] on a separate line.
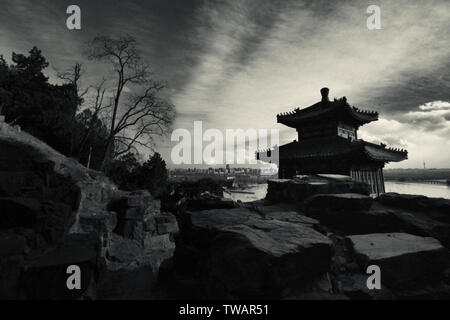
[275, 139, 407, 163]
[277, 105, 378, 128]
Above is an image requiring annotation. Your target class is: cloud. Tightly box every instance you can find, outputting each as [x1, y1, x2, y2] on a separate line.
[419, 101, 450, 111]
[359, 100, 450, 168]
[1, 0, 449, 168]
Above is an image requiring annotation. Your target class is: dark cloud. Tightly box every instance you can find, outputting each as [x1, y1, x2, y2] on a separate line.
[1, 0, 449, 167]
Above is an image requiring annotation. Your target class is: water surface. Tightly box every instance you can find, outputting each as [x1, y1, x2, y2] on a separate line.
[224, 181, 450, 202]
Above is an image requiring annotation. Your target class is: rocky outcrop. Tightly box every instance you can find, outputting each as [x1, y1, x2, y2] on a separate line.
[0, 122, 177, 299]
[3, 119, 450, 300]
[159, 173, 450, 300]
[266, 175, 370, 203]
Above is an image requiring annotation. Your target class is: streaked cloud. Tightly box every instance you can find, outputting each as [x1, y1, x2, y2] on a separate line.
[0, 0, 449, 167]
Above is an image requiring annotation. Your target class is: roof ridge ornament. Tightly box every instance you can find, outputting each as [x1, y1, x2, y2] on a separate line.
[320, 87, 329, 102]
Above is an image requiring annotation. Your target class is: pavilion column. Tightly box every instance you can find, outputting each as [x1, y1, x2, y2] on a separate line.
[374, 169, 380, 196]
[379, 168, 385, 193]
[370, 170, 375, 195]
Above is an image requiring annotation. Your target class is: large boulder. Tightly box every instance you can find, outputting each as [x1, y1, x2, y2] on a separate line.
[378, 193, 450, 224]
[346, 233, 450, 288]
[97, 233, 175, 299]
[175, 207, 333, 298]
[385, 206, 450, 249]
[304, 195, 403, 234]
[305, 193, 373, 212]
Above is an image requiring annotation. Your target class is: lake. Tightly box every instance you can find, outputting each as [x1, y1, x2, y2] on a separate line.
[385, 181, 450, 199]
[225, 181, 450, 203]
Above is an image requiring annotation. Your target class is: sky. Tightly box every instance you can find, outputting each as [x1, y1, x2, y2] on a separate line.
[0, 0, 449, 168]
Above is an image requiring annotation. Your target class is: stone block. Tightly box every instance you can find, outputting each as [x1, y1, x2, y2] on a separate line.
[123, 220, 144, 241]
[124, 206, 144, 220]
[143, 216, 156, 232]
[305, 193, 373, 213]
[144, 233, 174, 251]
[157, 221, 179, 235]
[346, 233, 450, 287]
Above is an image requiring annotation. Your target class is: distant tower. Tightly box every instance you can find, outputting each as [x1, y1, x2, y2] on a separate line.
[423, 161, 426, 169]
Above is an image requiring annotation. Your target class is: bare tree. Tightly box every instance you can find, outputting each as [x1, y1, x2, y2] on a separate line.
[86, 35, 175, 170]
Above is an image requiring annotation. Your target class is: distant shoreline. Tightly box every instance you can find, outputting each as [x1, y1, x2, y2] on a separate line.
[384, 168, 450, 182]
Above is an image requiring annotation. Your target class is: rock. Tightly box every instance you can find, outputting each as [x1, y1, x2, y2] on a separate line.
[266, 175, 370, 203]
[178, 207, 333, 298]
[144, 233, 175, 251]
[285, 274, 341, 300]
[386, 207, 450, 248]
[25, 233, 100, 268]
[98, 234, 175, 300]
[378, 193, 450, 224]
[145, 199, 161, 216]
[305, 193, 373, 212]
[124, 207, 144, 220]
[18, 233, 99, 299]
[262, 210, 320, 227]
[107, 233, 143, 263]
[338, 274, 395, 300]
[346, 233, 450, 287]
[0, 197, 40, 229]
[79, 210, 117, 234]
[143, 216, 156, 233]
[126, 190, 153, 207]
[0, 256, 24, 299]
[303, 195, 407, 235]
[154, 213, 177, 224]
[187, 198, 236, 210]
[37, 200, 74, 244]
[0, 122, 178, 299]
[123, 220, 144, 241]
[309, 208, 403, 235]
[96, 260, 157, 300]
[157, 222, 179, 235]
[0, 233, 27, 257]
[155, 212, 178, 235]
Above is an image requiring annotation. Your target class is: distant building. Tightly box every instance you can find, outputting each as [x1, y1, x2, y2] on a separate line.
[257, 88, 407, 195]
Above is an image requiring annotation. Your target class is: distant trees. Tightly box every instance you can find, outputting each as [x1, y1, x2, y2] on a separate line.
[106, 152, 169, 197]
[138, 152, 168, 197]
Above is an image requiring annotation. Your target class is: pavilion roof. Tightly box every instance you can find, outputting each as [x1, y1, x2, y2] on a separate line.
[264, 137, 408, 163]
[277, 97, 378, 128]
